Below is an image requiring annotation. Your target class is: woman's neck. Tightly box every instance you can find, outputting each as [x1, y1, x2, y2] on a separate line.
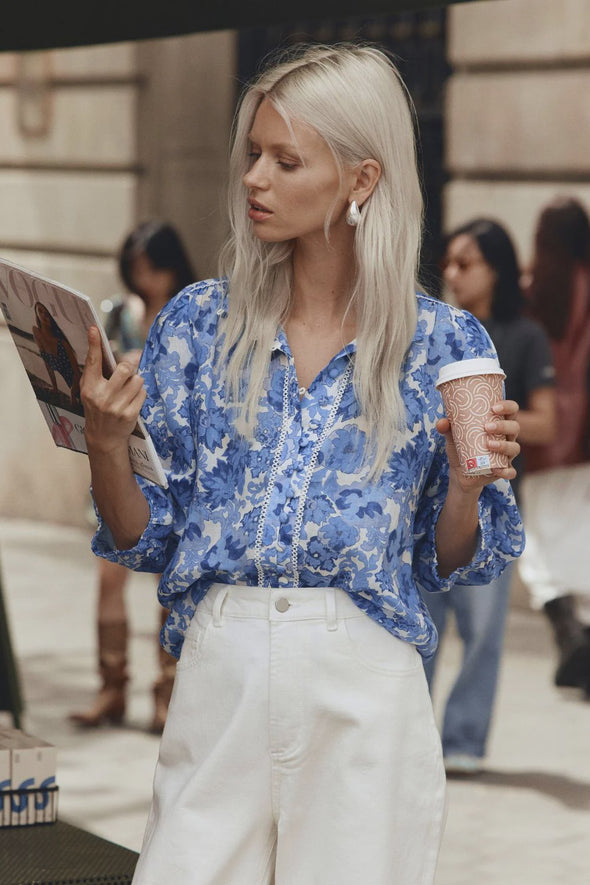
[473, 305, 492, 322]
[290, 236, 357, 329]
[467, 294, 492, 322]
[283, 238, 357, 389]
[142, 295, 171, 336]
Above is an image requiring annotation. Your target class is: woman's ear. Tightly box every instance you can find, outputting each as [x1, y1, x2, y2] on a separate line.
[349, 159, 382, 208]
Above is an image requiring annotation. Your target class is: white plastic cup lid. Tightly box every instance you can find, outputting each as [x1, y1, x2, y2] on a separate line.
[435, 357, 505, 388]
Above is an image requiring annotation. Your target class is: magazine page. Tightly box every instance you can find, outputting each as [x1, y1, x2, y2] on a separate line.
[0, 257, 167, 488]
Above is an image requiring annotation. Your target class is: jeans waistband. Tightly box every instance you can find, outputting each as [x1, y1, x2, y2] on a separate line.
[203, 583, 367, 630]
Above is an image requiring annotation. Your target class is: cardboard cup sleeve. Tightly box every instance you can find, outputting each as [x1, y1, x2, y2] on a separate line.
[436, 358, 510, 477]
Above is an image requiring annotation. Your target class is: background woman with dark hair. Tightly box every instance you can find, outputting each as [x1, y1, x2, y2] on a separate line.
[71, 220, 196, 732]
[423, 217, 555, 774]
[118, 220, 196, 305]
[102, 221, 197, 362]
[519, 197, 590, 697]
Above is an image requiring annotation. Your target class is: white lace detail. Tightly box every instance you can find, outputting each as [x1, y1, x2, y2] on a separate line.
[291, 361, 353, 587]
[253, 363, 291, 586]
[253, 360, 353, 588]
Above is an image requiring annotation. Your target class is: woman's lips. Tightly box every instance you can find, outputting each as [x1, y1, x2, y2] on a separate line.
[248, 200, 272, 221]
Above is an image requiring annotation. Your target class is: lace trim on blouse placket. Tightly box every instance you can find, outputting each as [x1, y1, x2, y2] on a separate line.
[253, 359, 353, 588]
[290, 362, 352, 587]
[253, 363, 292, 587]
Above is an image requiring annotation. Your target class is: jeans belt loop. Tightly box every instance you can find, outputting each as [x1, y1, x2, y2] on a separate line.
[326, 587, 338, 632]
[212, 586, 229, 627]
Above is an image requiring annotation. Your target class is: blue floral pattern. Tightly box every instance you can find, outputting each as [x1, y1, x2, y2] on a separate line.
[93, 279, 524, 659]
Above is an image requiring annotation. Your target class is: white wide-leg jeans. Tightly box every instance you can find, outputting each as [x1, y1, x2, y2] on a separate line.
[519, 464, 590, 609]
[132, 584, 446, 885]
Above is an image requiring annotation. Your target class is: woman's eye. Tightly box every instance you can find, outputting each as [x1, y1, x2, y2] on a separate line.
[247, 150, 297, 170]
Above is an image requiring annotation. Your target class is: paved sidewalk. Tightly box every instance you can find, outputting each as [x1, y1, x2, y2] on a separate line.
[1, 517, 589, 883]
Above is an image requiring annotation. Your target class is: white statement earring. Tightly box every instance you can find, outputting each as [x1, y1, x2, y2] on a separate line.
[346, 199, 361, 227]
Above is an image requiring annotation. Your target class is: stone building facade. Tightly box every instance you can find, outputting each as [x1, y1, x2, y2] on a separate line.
[445, 0, 590, 261]
[0, 33, 235, 524]
[0, 0, 588, 526]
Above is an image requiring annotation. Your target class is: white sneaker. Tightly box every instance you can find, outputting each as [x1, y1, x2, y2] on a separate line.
[444, 754, 482, 775]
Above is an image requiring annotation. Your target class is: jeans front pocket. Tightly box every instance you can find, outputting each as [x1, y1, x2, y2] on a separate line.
[175, 604, 213, 673]
[343, 614, 420, 675]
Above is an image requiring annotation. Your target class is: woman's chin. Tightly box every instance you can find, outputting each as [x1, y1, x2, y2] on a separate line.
[251, 229, 287, 244]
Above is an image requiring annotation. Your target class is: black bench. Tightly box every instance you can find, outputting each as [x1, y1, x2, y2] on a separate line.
[0, 819, 139, 884]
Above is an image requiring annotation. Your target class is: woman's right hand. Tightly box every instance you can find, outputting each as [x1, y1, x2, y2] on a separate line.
[81, 326, 146, 455]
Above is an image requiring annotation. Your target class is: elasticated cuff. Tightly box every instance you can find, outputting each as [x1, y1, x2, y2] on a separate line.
[90, 478, 174, 572]
[416, 493, 496, 595]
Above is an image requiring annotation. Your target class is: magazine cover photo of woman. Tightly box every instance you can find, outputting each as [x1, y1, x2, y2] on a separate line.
[32, 301, 83, 411]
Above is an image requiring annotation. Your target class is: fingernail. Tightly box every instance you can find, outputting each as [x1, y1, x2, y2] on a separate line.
[492, 404, 503, 413]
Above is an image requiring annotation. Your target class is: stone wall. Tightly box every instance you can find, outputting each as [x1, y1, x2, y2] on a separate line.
[136, 33, 236, 280]
[445, 0, 590, 267]
[0, 44, 138, 525]
[7, 1, 587, 528]
[0, 34, 235, 526]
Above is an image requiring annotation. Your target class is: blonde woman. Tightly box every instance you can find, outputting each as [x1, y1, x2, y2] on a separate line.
[81, 44, 523, 885]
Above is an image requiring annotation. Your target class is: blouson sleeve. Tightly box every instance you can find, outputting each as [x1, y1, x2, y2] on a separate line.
[92, 282, 210, 572]
[412, 301, 525, 595]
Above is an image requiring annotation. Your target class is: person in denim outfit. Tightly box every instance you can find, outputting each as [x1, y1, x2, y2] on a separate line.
[424, 218, 555, 774]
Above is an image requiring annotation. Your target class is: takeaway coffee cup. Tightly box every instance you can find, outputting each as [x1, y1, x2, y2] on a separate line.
[435, 357, 509, 476]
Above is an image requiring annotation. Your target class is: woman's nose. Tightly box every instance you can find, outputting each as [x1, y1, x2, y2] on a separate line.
[443, 261, 456, 284]
[243, 157, 268, 190]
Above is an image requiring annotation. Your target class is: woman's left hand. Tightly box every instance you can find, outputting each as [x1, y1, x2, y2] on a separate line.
[436, 399, 521, 494]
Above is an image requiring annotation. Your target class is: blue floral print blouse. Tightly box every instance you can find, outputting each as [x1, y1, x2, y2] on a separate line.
[93, 278, 524, 659]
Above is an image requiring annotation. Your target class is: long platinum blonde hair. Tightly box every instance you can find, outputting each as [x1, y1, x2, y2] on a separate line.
[219, 43, 423, 475]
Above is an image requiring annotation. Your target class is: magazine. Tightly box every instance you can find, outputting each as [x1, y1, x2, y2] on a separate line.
[0, 257, 167, 488]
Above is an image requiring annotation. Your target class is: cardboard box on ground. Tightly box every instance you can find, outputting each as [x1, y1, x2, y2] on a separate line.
[0, 728, 57, 826]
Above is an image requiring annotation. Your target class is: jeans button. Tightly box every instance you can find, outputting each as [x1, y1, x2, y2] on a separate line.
[275, 597, 290, 613]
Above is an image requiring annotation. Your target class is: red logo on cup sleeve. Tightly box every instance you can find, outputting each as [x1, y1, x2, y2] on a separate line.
[466, 458, 478, 471]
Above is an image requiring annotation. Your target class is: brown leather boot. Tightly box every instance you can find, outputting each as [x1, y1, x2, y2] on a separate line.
[150, 609, 176, 734]
[70, 621, 128, 727]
